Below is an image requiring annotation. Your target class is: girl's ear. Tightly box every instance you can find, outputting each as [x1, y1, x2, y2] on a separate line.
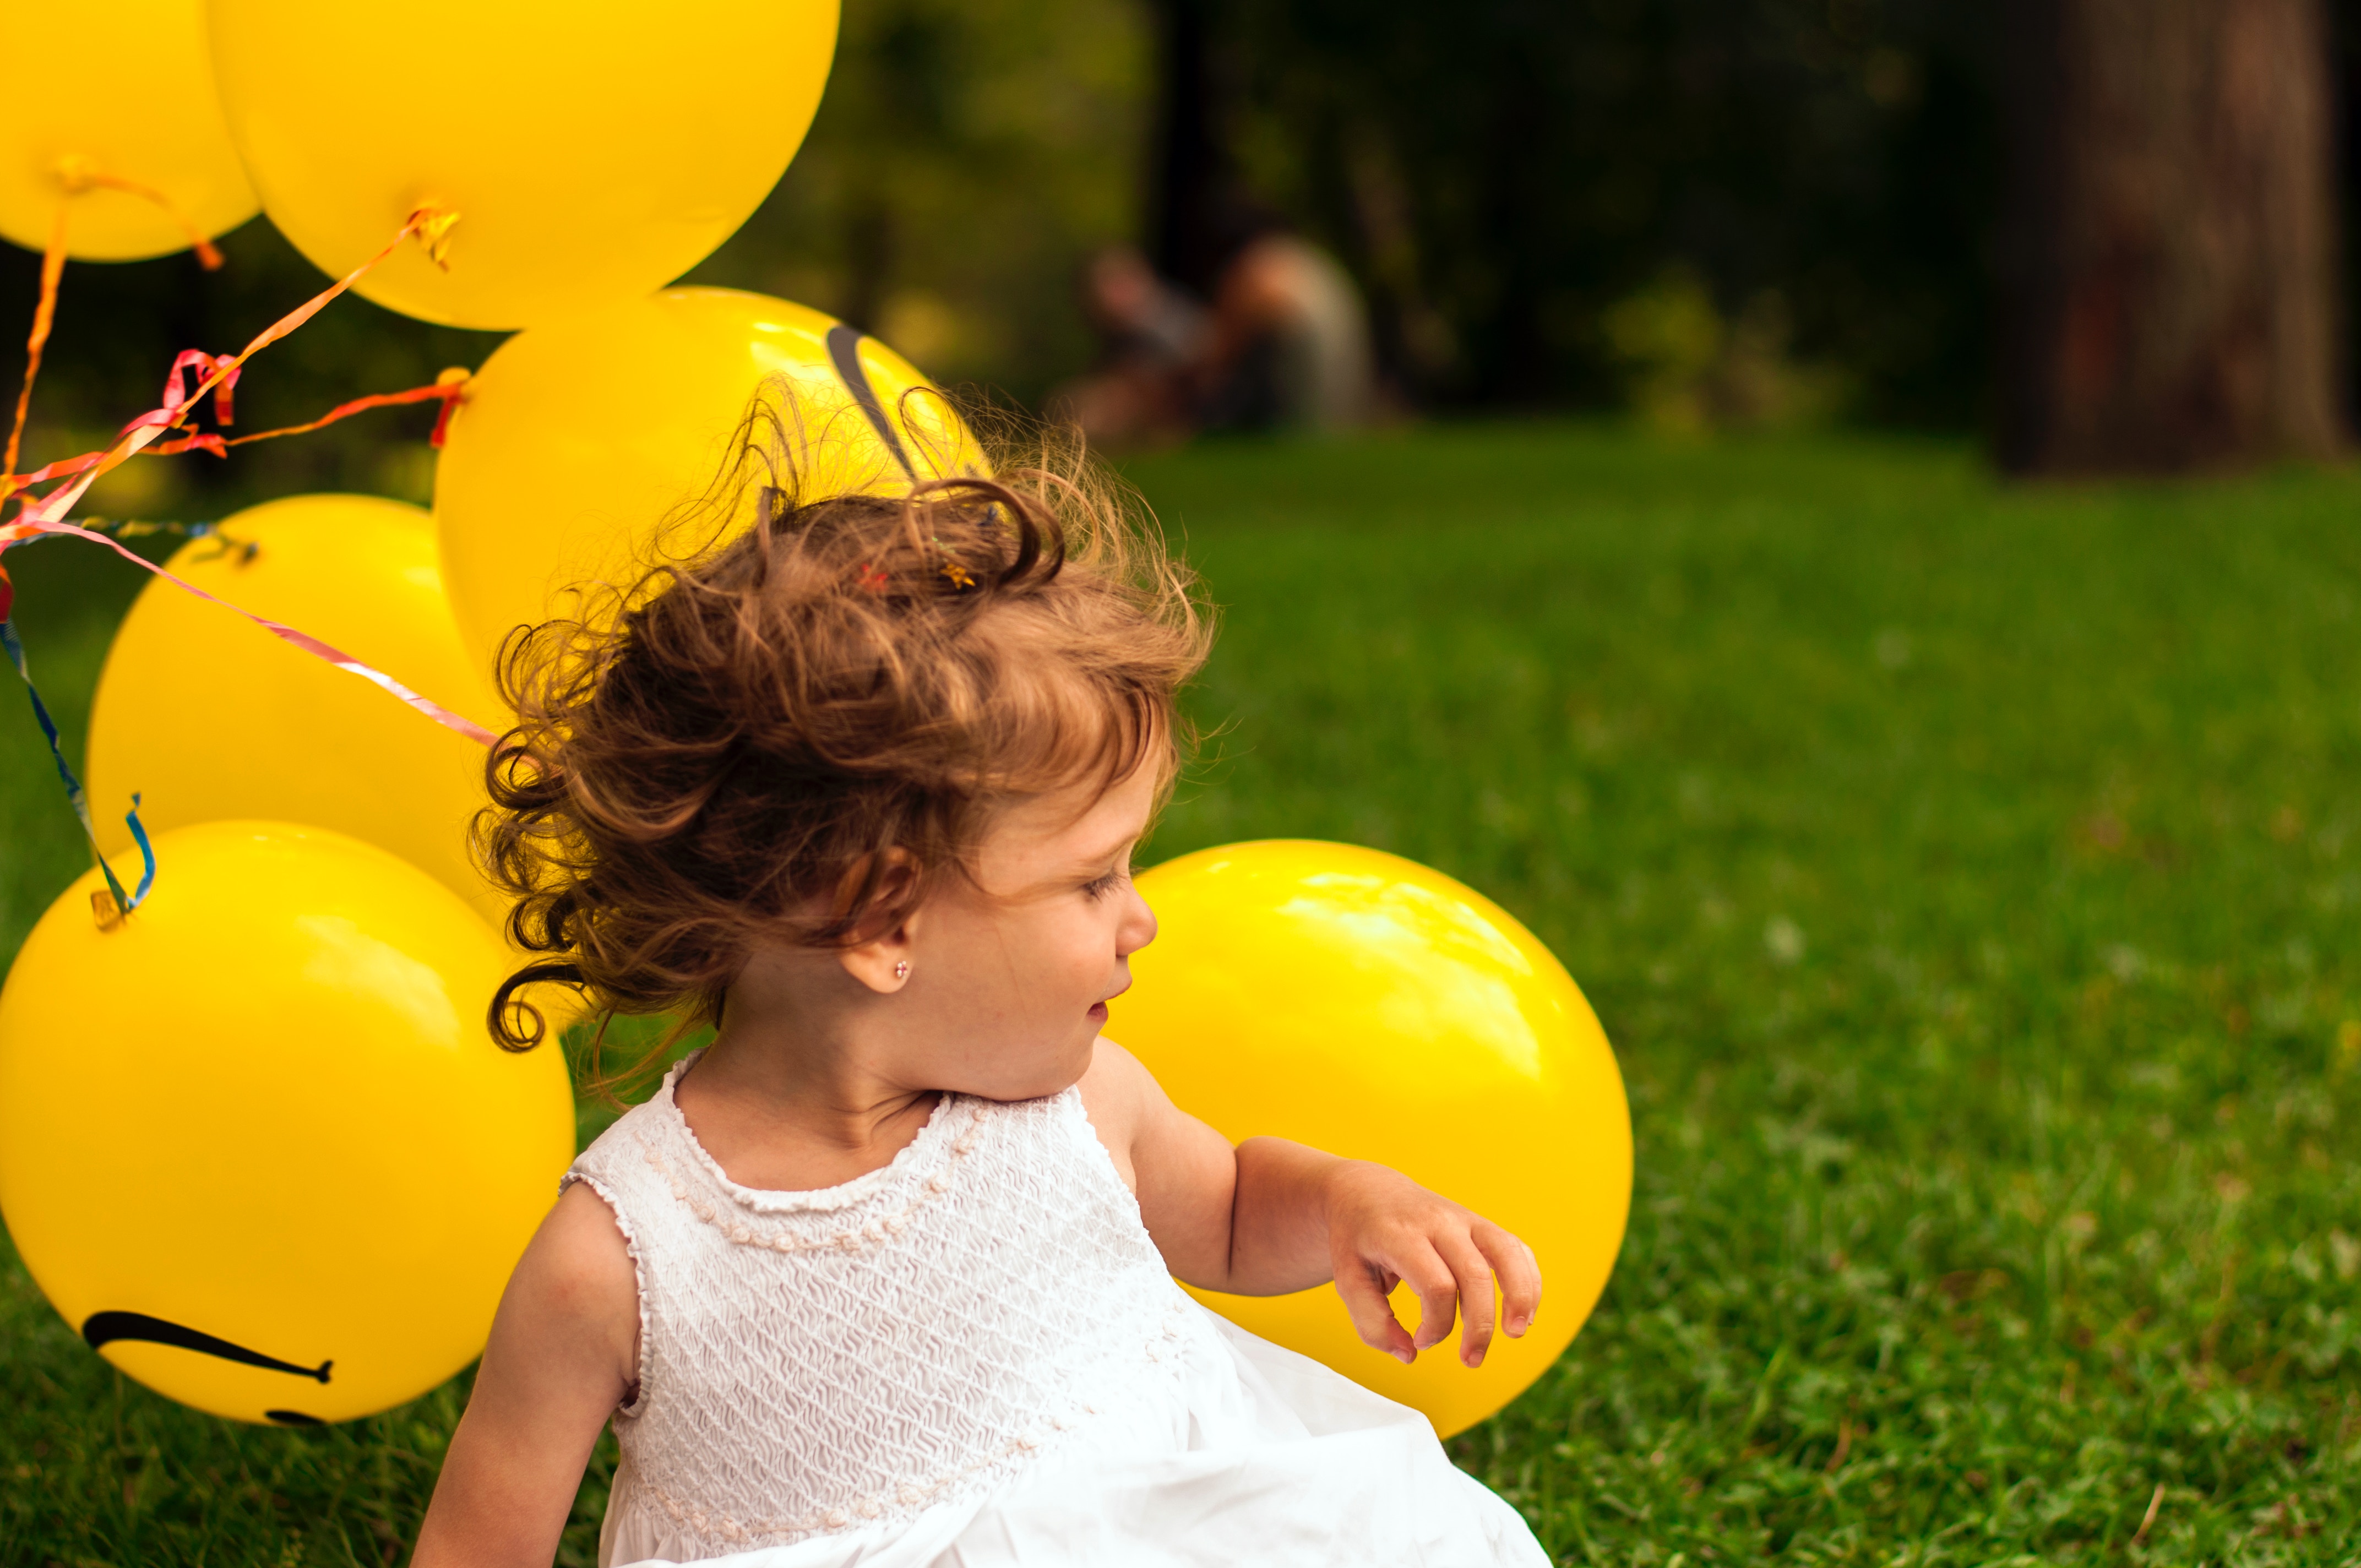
[837, 927, 913, 994]
[835, 848, 922, 994]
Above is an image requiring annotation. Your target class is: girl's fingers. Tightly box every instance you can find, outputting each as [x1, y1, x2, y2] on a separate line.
[1392, 1239, 1463, 1355]
[1433, 1229, 1500, 1365]
[1333, 1259, 1416, 1362]
[1332, 1201, 1540, 1370]
[1473, 1223, 1543, 1338]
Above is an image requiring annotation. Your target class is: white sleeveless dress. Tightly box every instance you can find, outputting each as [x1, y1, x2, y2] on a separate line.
[563, 1053, 1548, 1568]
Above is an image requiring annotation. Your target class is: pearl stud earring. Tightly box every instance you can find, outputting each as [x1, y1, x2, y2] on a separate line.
[893, 961, 911, 981]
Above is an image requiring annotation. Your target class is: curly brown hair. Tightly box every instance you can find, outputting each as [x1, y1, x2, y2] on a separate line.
[474, 409, 1211, 1056]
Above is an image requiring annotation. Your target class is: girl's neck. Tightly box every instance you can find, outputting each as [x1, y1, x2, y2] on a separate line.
[672, 1013, 940, 1195]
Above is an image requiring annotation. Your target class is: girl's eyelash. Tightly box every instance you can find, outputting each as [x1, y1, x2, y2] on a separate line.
[1082, 867, 1127, 900]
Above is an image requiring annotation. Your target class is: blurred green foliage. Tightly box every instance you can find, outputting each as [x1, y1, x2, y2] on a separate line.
[1598, 266, 1847, 435]
[687, 0, 1150, 395]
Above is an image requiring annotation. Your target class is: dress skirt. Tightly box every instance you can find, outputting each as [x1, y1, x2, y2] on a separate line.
[602, 1306, 1549, 1568]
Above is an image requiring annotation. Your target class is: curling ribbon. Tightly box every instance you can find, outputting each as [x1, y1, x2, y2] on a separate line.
[1, 205, 452, 522]
[51, 156, 227, 271]
[1, 516, 496, 748]
[1, 370, 471, 489]
[3, 172, 235, 498]
[213, 366, 472, 451]
[0, 562, 156, 920]
[159, 347, 242, 428]
[0, 207, 494, 748]
[3, 204, 69, 484]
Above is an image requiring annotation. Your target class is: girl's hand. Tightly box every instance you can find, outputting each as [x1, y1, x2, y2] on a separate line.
[1081, 1041, 1543, 1366]
[1323, 1161, 1542, 1368]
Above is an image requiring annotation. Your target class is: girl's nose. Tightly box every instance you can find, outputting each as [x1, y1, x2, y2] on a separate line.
[1117, 887, 1157, 957]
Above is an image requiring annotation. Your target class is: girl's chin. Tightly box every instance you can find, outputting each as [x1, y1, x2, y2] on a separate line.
[1086, 1001, 1109, 1026]
[944, 1036, 1097, 1103]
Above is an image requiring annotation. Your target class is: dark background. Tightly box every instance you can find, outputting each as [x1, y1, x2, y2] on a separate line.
[1, 0, 2353, 516]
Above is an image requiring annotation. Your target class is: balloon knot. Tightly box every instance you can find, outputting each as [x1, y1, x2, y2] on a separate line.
[51, 154, 96, 196]
[409, 205, 461, 270]
[428, 368, 472, 448]
[90, 888, 127, 932]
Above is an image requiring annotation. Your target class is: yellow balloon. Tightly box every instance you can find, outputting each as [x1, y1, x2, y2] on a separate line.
[203, 0, 838, 328]
[1111, 841, 1632, 1438]
[434, 287, 983, 671]
[0, 822, 574, 1424]
[0, 0, 258, 260]
[85, 494, 506, 928]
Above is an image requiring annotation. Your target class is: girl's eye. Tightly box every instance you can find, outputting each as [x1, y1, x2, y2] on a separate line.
[1082, 867, 1127, 901]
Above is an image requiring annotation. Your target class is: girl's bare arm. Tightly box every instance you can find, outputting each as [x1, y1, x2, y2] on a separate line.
[410, 1182, 639, 1568]
[1080, 1039, 1542, 1367]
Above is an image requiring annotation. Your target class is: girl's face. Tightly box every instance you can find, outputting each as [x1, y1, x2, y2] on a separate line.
[885, 761, 1161, 1100]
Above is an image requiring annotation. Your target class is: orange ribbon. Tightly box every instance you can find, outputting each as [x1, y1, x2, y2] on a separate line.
[3, 368, 471, 489]
[0, 207, 496, 749]
[6, 167, 238, 489]
[52, 156, 226, 270]
[4, 204, 68, 486]
[1, 205, 456, 526]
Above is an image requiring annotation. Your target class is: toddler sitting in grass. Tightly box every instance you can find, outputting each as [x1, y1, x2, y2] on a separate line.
[410, 439, 1548, 1567]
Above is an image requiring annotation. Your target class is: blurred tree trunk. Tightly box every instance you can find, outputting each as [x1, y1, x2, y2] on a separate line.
[1146, 0, 1227, 297]
[1999, 0, 2342, 472]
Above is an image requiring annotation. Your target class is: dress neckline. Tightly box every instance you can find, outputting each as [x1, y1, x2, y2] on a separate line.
[655, 1048, 972, 1215]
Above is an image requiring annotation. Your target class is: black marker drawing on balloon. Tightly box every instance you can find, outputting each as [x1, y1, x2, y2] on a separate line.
[825, 324, 917, 481]
[83, 1310, 332, 1382]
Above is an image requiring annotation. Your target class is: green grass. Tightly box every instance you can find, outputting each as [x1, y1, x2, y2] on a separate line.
[7, 422, 2361, 1564]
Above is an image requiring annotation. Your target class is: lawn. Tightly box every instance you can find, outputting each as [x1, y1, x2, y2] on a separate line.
[6, 422, 2361, 1564]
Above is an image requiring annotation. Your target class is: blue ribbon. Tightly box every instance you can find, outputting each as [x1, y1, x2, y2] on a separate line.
[2, 613, 155, 918]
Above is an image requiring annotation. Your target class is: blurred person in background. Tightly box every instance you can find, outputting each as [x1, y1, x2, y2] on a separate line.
[1194, 212, 1376, 435]
[1058, 215, 1375, 449]
[1053, 245, 1210, 449]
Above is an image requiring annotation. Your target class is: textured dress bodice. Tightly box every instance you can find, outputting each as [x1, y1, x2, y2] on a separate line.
[563, 1053, 1215, 1564]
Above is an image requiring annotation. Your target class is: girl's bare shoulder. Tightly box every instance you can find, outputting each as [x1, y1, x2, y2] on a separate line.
[1076, 1035, 1164, 1125]
[502, 1180, 639, 1363]
[1075, 1037, 1165, 1188]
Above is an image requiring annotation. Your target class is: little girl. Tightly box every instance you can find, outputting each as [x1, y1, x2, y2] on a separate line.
[410, 437, 1549, 1567]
